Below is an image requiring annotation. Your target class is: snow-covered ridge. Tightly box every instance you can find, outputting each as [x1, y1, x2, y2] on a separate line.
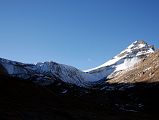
[0, 40, 155, 87]
[84, 40, 155, 79]
[0, 58, 100, 87]
[85, 40, 154, 72]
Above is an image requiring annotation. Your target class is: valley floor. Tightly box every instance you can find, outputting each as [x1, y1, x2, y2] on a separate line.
[1, 75, 159, 120]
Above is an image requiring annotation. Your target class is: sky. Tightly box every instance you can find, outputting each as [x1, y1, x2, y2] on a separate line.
[0, 0, 159, 70]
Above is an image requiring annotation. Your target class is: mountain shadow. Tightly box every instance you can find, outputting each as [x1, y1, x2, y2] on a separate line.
[0, 75, 159, 120]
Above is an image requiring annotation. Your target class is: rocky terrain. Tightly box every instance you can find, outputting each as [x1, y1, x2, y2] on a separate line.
[1, 70, 159, 120]
[0, 40, 159, 120]
[0, 40, 155, 87]
[107, 50, 159, 83]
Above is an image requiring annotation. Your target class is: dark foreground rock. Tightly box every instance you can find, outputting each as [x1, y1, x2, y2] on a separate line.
[0, 75, 159, 120]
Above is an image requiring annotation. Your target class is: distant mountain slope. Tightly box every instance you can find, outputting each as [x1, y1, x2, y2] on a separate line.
[85, 40, 155, 80]
[0, 58, 100, 87]
[0, 40, 159, 120]
[107, 50, 159, 83]
[85, 40, 154, 72]
[0, 40, 156, 87]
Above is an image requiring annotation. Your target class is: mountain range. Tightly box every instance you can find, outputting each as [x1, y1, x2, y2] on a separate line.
[0, 40, 159, 120]
[0, 40, 156, 86]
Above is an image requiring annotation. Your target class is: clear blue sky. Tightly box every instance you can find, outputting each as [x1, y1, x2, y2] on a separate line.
[0, 0, 158, 70]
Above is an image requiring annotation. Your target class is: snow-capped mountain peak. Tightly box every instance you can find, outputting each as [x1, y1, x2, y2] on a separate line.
[84, 40, 155, 80]
[85, 40, 155, 72]
[116, 40, 155, 58]
[0, 40, 156, 87]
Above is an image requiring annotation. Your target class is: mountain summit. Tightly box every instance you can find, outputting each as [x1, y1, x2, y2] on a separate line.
[0, 40, 156, 87]
[85, 40, 155, 72]
[84, 40, 155, 81]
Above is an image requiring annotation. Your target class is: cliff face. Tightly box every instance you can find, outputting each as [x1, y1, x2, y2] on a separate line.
[107, 50, 159, 83]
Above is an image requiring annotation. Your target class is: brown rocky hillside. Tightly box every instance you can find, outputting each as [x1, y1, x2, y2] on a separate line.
[108, 50, 159, 83]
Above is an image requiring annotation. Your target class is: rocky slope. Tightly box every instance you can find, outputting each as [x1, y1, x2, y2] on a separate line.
[85, 40, 155, 80]
[0, 40, 156, 87]
[0, 58, 99, 87]
[107, 50, 159, 83]
[0, 69, 159, 120]
[0, 40, 159, 120]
